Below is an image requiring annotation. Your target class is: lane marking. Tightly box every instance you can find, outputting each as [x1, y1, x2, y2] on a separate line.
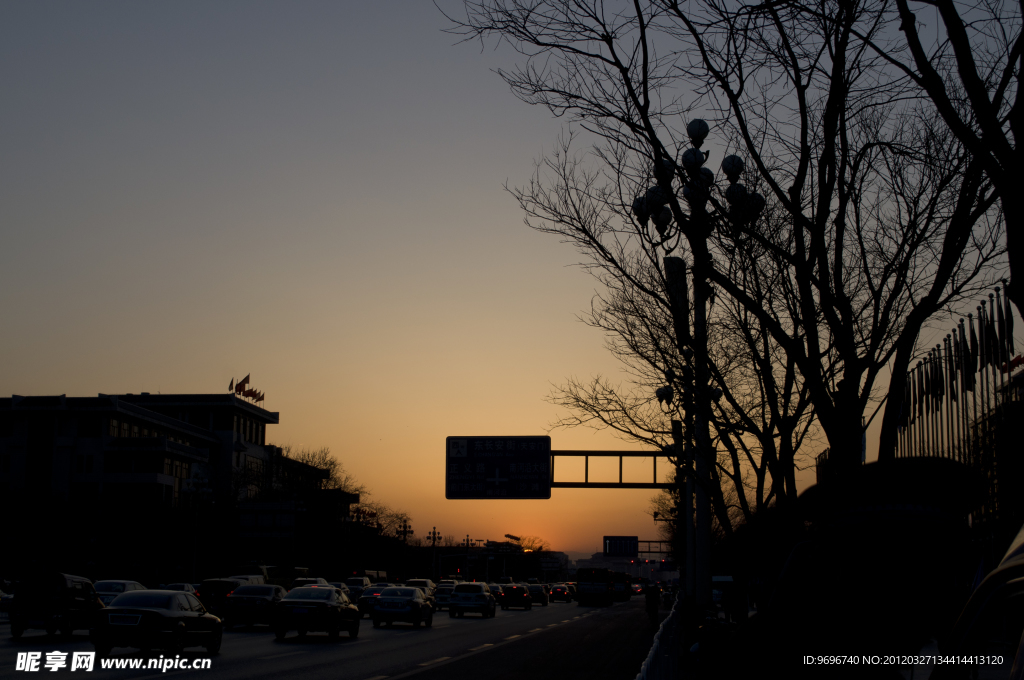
[381, 605, 616, 680]
[418, 657, 451, 667]
[561, 620, 570, 623]
[468, 644, 493, 651]
[547, 623, 558, 627]
[257, 651, 307, 660]
[365, 677, 389, 680]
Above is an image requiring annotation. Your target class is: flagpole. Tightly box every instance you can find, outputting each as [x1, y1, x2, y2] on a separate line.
[994, 290, 1007, 414]
[921, 361, 927, 456]
[970, 315, 980, 469]
[931, 351, 939, 457]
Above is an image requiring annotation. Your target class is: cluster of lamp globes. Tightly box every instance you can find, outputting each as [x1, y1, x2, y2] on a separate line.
[655, 361, 724, 409]
[632, 119, 767, 238]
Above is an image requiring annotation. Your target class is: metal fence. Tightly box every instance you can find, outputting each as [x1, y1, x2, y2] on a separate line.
[634, 591, 682, 680]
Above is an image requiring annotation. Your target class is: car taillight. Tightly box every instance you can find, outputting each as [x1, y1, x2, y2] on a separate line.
[227, 591, 234, 596]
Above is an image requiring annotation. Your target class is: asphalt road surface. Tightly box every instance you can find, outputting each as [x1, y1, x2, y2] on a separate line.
[1, 600, 666, 680]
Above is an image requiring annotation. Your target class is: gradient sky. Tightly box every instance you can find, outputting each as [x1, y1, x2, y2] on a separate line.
[1, 0, 828, 557]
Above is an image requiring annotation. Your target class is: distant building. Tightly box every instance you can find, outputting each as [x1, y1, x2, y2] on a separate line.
[0, 392, 337, 506]
[0, 392, 358, 576]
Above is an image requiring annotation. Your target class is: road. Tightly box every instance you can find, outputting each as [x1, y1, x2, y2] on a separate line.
[1, 600, 665, 680]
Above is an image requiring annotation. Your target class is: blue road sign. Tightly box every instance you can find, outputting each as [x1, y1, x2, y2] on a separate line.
[445, 436, 551, 499]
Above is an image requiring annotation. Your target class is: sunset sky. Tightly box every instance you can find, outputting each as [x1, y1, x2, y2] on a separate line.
[0, 1, 829, 558]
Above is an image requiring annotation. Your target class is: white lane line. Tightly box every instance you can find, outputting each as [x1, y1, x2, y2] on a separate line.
[418, 657, 451, 667]
[547, 623, 558, 627]
[468, 644, 493, 651]
[504, 634, 521, 640]
[365, 676, 389, 680]
[257, 651, 307, 660]
[561, 620, 570, 623]
[528, 628, 543, 632]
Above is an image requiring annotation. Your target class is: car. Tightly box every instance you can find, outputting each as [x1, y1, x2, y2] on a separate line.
[229, 574, 266, 586]
[550, 584, 573, 603]
[289, 577, 329, 590]
[224, 585, 286, 627]
[94, 580, 147, 606]
[162, 583, 197, 595]
[92, 590, 222, 655]
[341, 580, 365, 600]
[273, 586, 360, 640]
[448, 583, 497, 618]
[346, 576, 372, 590]
[9, 573, 104, 638]
[327, 582, 352, 597]
[403, 579, 436, 609]
[433, 586, 454, 611]
[487, 583, 504, 603]
[528, 584, 550, 606]
[500, 585, 533, 610]
[198, 578, 246, 619]
[356, 584, 392, 618]
[372, 587, 433, 628]
[437, 579, 462, 587]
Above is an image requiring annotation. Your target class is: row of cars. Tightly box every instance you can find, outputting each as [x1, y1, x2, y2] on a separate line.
[6, 573, 585, 655]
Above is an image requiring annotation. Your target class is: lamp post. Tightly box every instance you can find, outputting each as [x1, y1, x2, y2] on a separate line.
[428, 526, 441, 579]
[638, 119, 764, 611]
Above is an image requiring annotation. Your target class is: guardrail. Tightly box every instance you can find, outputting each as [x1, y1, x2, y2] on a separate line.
[635, 591, 681, 680]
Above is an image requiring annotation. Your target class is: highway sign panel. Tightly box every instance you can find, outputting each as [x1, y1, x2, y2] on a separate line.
[603, 535, 639, 557]
[445, 436, 551, 499]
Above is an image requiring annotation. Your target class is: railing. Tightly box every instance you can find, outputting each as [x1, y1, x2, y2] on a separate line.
[635, 590, 681, 680]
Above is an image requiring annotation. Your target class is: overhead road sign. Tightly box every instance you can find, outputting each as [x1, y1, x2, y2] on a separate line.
[604, 536, 639, 558]
[445, 436, 551, 499]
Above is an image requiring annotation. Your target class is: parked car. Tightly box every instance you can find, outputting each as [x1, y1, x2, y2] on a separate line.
[225, 585, 286, 627]
[528, 584, 550, 606]
[550, 584, 573, 603]
[94, 580, 147, 607]
[9, 573, 103, 638]
[273, 587, 359, 640]
[448, 583, 497, 618]
[434, 586, 455, 611]
[92, 590, 222, 655]
[357, 584, 392, 618]
[372, 587, 433, 628]
[500, 585, 533, 610]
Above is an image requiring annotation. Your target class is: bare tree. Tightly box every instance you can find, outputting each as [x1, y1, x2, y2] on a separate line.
[280, 445, 413, 535]
[282, 445, 366, 493]
[446, 0, 1002, 495]
[853, 0, 1022, 315]
[519, 535, 552, 551]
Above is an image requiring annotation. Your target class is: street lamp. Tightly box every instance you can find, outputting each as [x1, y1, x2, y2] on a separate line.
[398, 520, 413, 542]
[636, 119, 764, 610]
